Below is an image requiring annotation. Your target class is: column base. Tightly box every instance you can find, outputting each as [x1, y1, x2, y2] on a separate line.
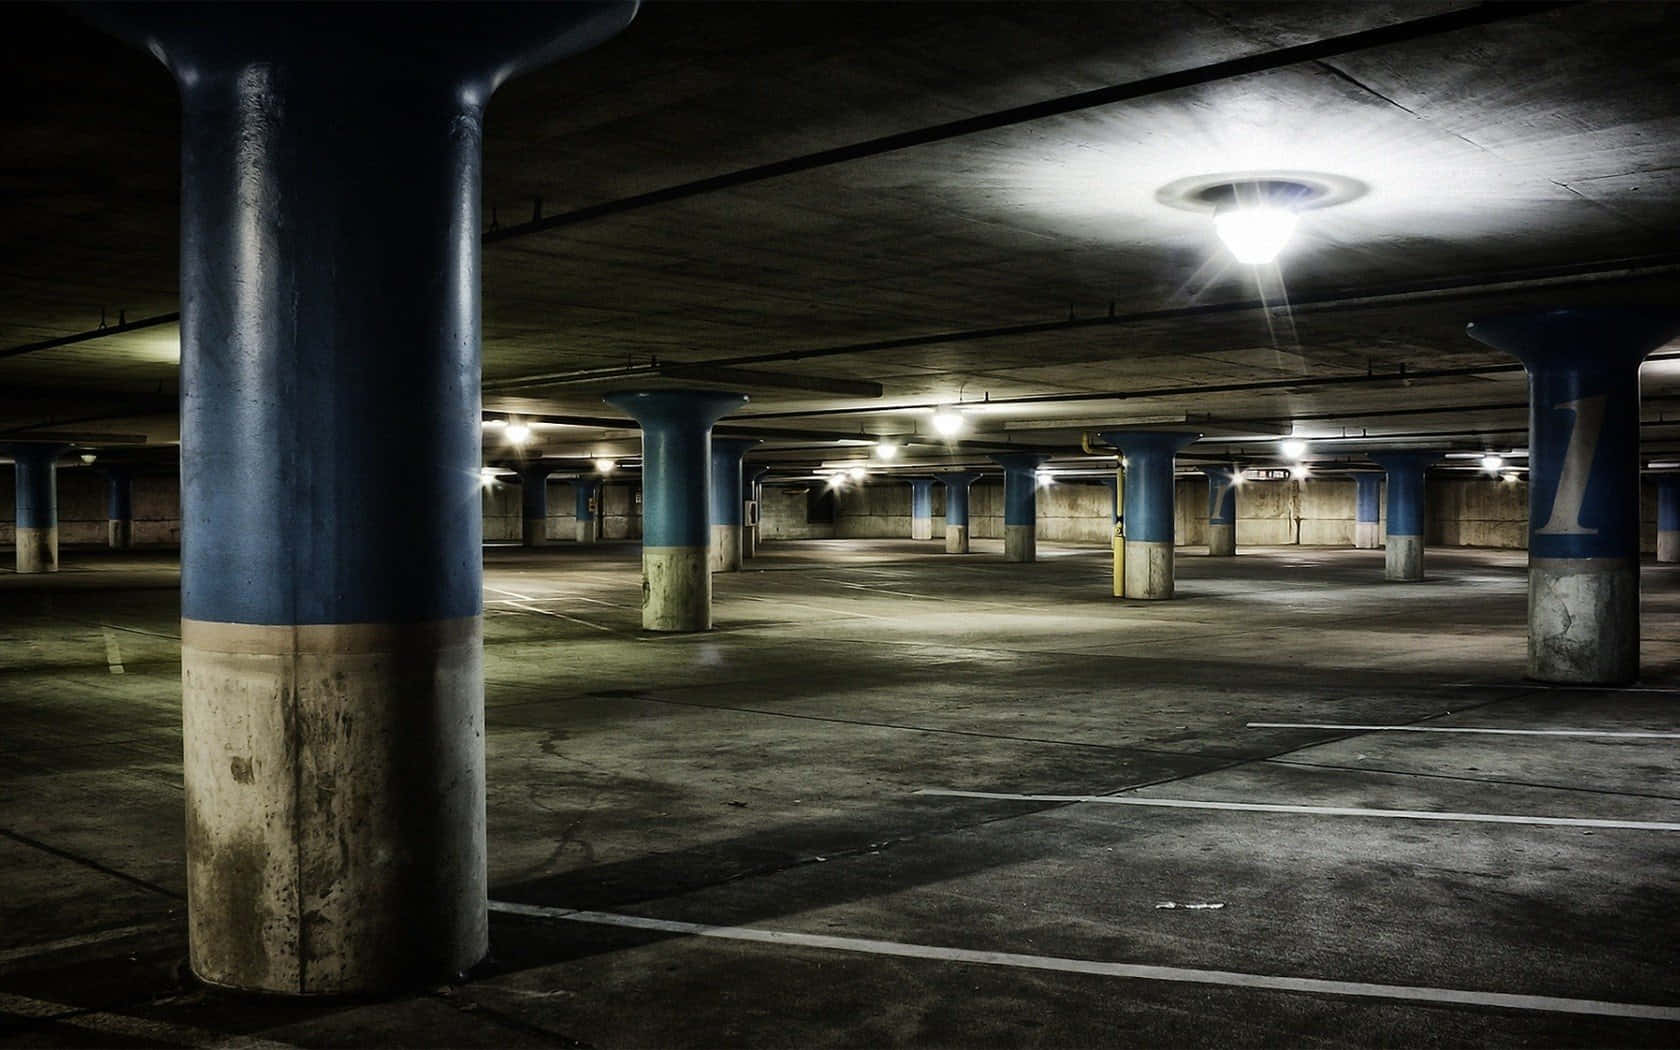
[1003, 524, 1035, 562]
[1207, 523, 1235, 557]
[1528, 558, 1639, 684]
[710, 524, 742, 572]
[522, 517, 547, 547]
[15, 525, 57, 573]
[1385, 534, 1423, 581]
[1123, 539, 1174, 599]
[945, 525, 969, 554]
[575, 520, 596, 544]
[1354, 522, 1380, 549]
[644, 545, 710, 631]
[743, 525, 758, 560]
[911, 519, 933, 541]
[108, 519, 133, 549]
[180, 617, 486, 995]
[1659, 530, 1679, 563]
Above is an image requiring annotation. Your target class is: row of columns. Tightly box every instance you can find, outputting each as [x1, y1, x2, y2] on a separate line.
[518, 467, 601, 547]
[6, 449, 138, 572]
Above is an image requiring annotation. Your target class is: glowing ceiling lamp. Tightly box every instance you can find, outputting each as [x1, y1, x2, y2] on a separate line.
[504, 422, 532, 445]
[931, 408, 965, 437]
[874, 440, 899, 460]
[1280, 438, 1307, 461]
[594, 458, 616, 474]
[1480, 454, 1505, 473]
[1215, 205, 1297, 265]
[848, 466, 868, 481]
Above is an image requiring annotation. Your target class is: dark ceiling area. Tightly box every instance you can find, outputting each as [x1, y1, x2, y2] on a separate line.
[4, 1, 1680, 478]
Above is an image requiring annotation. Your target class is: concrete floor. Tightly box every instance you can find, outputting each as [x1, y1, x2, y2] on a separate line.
[2, 539, 1678, 1048]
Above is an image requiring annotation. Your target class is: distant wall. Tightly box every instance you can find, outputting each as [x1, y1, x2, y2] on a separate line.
[0, 468, 180, 546]
[758, 473, 1667, 554]
[483, 479, 642, 542]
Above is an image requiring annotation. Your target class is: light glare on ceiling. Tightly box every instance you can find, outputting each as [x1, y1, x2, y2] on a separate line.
[931, 408, 965, 436]
[1280, 438, 1307, 460]
[848, 466, 867, 481]
[1480, 454, 1505, 473]
[874, 440, 898, 460]
[595, 458, 616, 474]
[1215, 205, 1297, 264]
[504, 422, 532, 445]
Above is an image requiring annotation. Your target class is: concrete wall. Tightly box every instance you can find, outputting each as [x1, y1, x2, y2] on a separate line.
[761, 484, 837, 539]
[0, 468, 181, 546]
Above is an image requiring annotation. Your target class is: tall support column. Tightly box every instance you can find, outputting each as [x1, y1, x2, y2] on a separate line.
[908, 478, 935, 540]
[935, 472, 980, 553]
[520, 465, 554, 547]
[1098, 432, 1199, 599]
[9, 444, 65, 573]
[90, 4, 637, 996]
[743, 466, 769, 558]
[1202, 465, 1239, 557]
[106, 466, 134, 549]
[1659, 476, 1680, 564]
[709, 438, 760, 572]
[1352, 473, 1383, 549]
[1469, 307, 1680, 684]
[574, 478, 602, 544]
[1369, 452, 1440, 581]
[605, 390, 747, 630]
[993, 453, 1047, 562]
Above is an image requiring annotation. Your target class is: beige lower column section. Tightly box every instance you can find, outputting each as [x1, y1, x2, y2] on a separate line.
[911, 519, 933, 541]
[1353, 522, 1380, 549]
[576, 519, 596, 544]
[1529, 558, 1639, 684]
[945, 524, 969, 554]
[1659, 531, 1678, 563]
[180, 617, 486, 995]
[15, 525, 57, 573]
[710, 523, 742, 572]
[1123, 539, 1173, 599]
[1385, 535, 1424, 581]
[1207, 523, 1235, 557]
[1004, 524, 1035, 562]
[644, 545, 710, 631]
[108, 519, 133, 549]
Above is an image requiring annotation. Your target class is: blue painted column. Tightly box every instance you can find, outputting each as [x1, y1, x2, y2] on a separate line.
[709, 438, 761, 572]
[605, 390, 747, 629]
[1099, 475, 1120, 526]
[934, 472, 981, 553]
[1469, 307, 1680, 683]
[908, 478, 936, 541]
[1352, 473, 1384, 549]
[1202, 465, 1239, 557]
[1658, 475, 1680, 564]
[520, 464, 554, 547]
[743, 465, 770, 558]
[88, 3, 637, 996]
[9, 444, 66, 573]
[1098, 432, 1200, 599]
[574, 478, 602, 544]
[105, 466, 134, 549]
[1368, 452, 1440, 582]
[993, 453, 1047, 562]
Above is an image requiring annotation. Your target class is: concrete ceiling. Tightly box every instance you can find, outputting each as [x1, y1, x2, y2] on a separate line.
[4, 1, 1680, 479]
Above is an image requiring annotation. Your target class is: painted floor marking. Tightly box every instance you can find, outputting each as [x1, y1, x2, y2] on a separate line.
[737, 594, 890, 621]
[1443, 681, 1680, 694]
[484, 585, 613, 632]
[100, 628, 124, 674]
[0, 920, 176, 970]
[486, 901, 1680, 1022]
[1248, 722, 1680, 739]
[0, 990, 296, 1048]
[913, 789, 1680, 831]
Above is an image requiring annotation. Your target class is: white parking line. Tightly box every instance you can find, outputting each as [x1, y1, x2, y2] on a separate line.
[1248, 722, 1680, 739]
[100, 628, 124, 675]
[0, 920, 176, 970]
[486, 901, 1680, 1022]
[913, 789, 1680, 831]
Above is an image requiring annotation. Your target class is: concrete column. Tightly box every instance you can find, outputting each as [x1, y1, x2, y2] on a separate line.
[1098, 431, 1200, 599]
[993, 453, 1047, 562]
[1658, 476, 1680, 564]
[1101, 471, 1123, 597]
[9, 444, 65, 573]
[520, 465, 554, 547]
[106, 466, 134, 549]
[1369, 452, 1440, 582]
[1469, 307, 1680, 684]
[743, 465, 770, 558]
[908, 478, 935, 540]
[1202, 465, 1239, 557]
[1352, 473, 1383, 549]
[574, 478, 602, 544]
[934, 472, 980, 553]
[605, 390, 747, 630]
[708, 438, 760, 572]
[90, 3, 636, 996]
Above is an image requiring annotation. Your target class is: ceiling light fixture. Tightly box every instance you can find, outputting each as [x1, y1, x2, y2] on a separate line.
[478, 467, 501, 487]
[848, 466, 867, 481]
[1280, 438, 1307, 460]
[1290, 464, 1310, 481]
[1480, 454, 1505, 473]
[1215, 204, 1297, 265]
[79, 452, 97, 465]
[504, 422, 532, 445]
[874, 440, 898, 460]
[931, 408, 965, 437]
[1501, 471, 1521, 484]
[595, 458, 616, 474]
